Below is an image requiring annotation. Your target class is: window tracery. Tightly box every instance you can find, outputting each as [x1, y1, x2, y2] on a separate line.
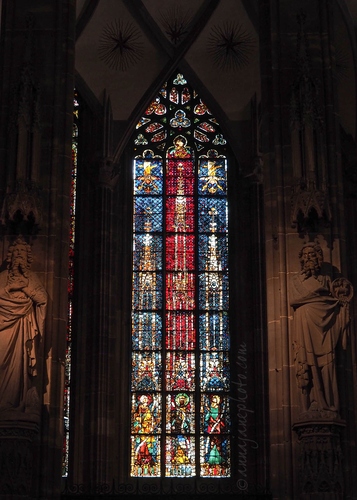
[131, 73, 230, 478]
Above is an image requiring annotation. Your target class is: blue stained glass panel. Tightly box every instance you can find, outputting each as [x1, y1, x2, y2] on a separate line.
[198, 158, 227, 195]
[131, 352, 162, 391]
[134, 197, 163, 232]
[200, 351, 230, 391]
[198, 234, 228, 272]
[199, 312, 230, 350]
[198, 272, 229, 310]
[132, 312, 162, 350]
[134, 196, 162, 233]
[132, 271, 162, 310]
[134, 157, 163, 195]
[133, 234, 162, 270]
[198, 198, 227, 233]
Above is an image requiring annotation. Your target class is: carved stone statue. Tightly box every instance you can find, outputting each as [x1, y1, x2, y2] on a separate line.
[0, 238, 47, 417]
[290, 243, 353, 414]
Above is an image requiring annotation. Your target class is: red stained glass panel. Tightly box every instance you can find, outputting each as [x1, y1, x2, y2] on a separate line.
[166, 272, 195, 310]
[165, 234, 195, 270]
[165, 312, 196, 350]
[166, 196, 195, 232]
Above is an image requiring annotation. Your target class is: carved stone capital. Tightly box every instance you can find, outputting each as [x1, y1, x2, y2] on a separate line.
[290, 179, 331, 234]
[0, 178, 43, 235]
[0, 420, 39, 497]
[293, 417, 345, 498]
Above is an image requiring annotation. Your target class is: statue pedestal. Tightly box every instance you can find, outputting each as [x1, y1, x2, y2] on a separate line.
[0, 419, 39, 499]
[293, 412, 345, 499]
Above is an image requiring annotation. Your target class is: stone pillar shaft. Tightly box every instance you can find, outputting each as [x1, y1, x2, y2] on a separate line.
[259, 1, 349, 497]
[0, 1, 76, 498]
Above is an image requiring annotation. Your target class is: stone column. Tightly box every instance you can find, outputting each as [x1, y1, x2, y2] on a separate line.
[87, 158, 119, 486]
[259, 0, 352, 498]
[69, 156, 119, 491]
[0, 1, 76, 498]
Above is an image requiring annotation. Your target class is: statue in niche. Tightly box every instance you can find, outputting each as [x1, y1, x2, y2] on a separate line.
[0, 237, 47, 418]
[290, 243, 353, 414]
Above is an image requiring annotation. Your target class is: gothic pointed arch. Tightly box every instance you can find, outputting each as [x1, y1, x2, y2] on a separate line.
[130, 71, 231, 478]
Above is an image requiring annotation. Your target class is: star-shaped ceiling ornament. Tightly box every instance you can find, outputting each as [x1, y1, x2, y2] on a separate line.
[159, 5, 192, 46]
[208, 22, 255, 72]
[98, 20, 144, 72]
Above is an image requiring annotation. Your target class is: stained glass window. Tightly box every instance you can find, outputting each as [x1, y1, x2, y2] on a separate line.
[63, 92, 79, 477]
[131, 73, 230, 478]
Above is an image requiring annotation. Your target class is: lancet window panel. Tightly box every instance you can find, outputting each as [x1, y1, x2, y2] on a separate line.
[131, 73, 230, 479]
[63, 92, 79, 477]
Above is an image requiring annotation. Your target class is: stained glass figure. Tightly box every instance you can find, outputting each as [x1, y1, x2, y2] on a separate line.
[201, 394, 230, 433]
[166, 392, 194, 433]
[200, 436, 230, 477]
[134, 150, 163, 194]
[131, 393, 161, 433]
[200, 352, 230, 391]
[131, 434, 161, 477]
[130, 392, 162, 477]
[199, 151, 227, 195]
[166, 436, 195, 477]
[131, 73, 230, 478]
